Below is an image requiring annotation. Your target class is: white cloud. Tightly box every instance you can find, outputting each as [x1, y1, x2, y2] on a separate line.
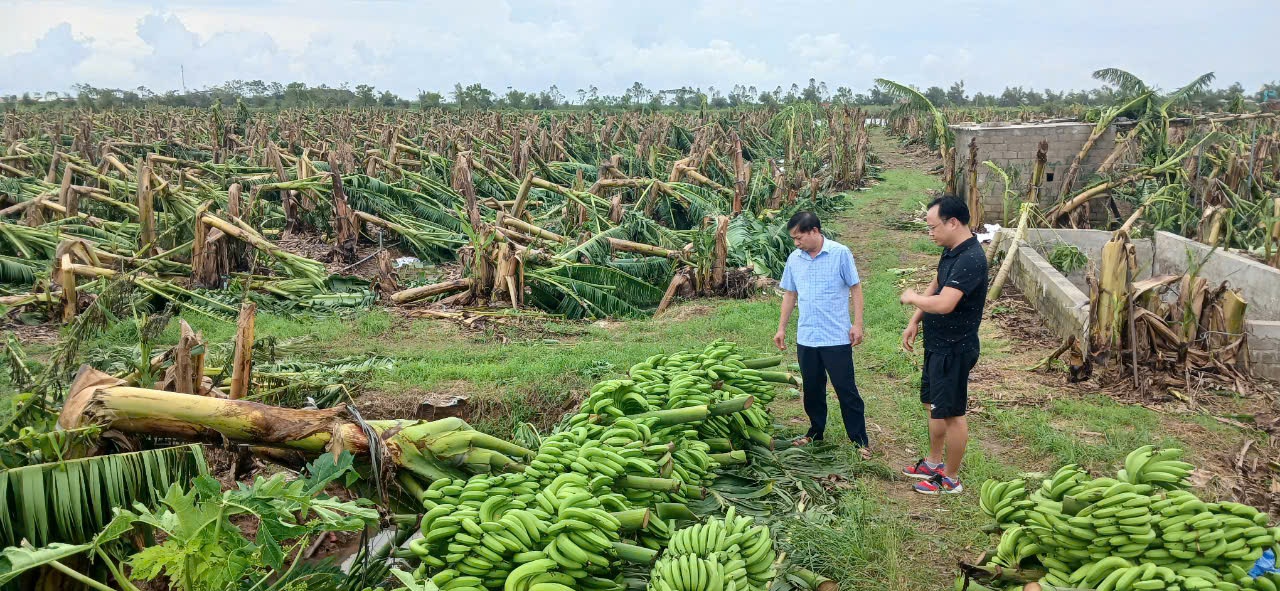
[0, 24, 93, 94]
[788, 33, 888, 80]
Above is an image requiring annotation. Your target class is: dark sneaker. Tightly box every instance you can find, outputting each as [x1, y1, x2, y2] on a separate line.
[914, 474, 963, 495]
[902, 458, 945, 479]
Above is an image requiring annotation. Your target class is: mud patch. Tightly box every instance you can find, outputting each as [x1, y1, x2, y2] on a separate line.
[659, 303, 716, 322]
[358, 381, 476, 420]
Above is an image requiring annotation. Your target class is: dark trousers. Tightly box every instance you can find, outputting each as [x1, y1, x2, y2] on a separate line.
[797, 343, 868, 447]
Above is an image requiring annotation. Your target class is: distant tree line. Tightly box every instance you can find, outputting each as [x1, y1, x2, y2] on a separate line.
[4, 78, 1277, 112]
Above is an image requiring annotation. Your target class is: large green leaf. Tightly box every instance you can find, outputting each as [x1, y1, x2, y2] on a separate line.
[527, 263, 663, 319]
[0, 255, 37, 285]
[874, 78, 951, 150]
[0, 542, 92, 584]
[1092, 67, 1151, 95]
[0, 444, 208, 547]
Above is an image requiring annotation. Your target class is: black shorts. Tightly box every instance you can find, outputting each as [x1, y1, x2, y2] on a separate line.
[920, 346, 980, 419]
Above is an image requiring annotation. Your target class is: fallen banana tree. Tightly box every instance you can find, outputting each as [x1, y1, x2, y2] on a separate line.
[1036, 228, 1252, 395]
[60, 365, 533, 482]
[58, 364, 760, 486]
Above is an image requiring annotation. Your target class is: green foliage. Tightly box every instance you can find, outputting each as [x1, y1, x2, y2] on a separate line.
[122, 452, 376, 591]
[1048, 243, 1088, 274]
[0, 445, 208, 547]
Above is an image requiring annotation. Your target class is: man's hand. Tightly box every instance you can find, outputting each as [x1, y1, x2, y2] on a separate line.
[901, 321, 919, 353]
[850, 324, 864, 347]
[900, 289, 919, 306]
[773, 329, 787, 351]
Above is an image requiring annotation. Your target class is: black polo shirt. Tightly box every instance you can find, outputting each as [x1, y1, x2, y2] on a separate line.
[922, 235, 987, 352]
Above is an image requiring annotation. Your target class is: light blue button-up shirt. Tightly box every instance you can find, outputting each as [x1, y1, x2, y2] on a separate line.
[779, 237, 860, 347]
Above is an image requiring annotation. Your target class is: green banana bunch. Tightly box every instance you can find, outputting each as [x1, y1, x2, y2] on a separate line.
[539, 473, 624, 580]
[980, 477, 1031, 525]
[977, 447, 1277, 591]
[1119, 445, 1194, 490]
[649, 507, 776, 591]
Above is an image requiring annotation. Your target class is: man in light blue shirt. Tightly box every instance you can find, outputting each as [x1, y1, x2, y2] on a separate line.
[773, 211, 868, 453]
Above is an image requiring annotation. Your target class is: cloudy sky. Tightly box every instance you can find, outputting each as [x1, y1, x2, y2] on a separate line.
[1, 0, 1274, 98]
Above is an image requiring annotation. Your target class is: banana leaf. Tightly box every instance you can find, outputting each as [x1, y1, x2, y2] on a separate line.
[0, 444, 208, 547]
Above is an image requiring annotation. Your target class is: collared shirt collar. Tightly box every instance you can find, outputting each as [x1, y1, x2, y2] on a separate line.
[799, 236, 833, 260]
[942, 234, 978, 258]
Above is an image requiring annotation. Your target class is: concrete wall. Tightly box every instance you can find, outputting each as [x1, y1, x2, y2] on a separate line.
[994, 228, 1280, 380]
[951, 121, 1123, 225]
[1150, 231, 1280, 381]
[1151, 232, 1280, 319]
[1015, 229, 1154, 293]
[994, 232, 1090, 342]
[1250, 321, 1280, 381]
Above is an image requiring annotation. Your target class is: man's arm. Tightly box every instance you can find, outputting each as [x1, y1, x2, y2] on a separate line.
[903, 253, 984, 315]
[904, 286, 964, 315]
[849, 283, 864, 346]
[901, 278, 937, 352]
[774, 290, 798, 350]
[908, 278, 939, 321]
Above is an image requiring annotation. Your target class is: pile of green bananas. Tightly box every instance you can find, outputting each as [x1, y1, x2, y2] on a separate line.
[976, 446, 1280, 591]
[523, 417, 718, 506]
[647, 508, 778, 591]
[567, 340, 792, 447]
[397, 341, 784, 591]
[412, 472, 634, 591]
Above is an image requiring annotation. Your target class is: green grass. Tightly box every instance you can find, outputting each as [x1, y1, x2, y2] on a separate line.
[779, 481, 920, 588]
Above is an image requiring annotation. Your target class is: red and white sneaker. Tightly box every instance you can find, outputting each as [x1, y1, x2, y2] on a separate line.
[913, 474, 963, 495]
[902, 458, 945, 479]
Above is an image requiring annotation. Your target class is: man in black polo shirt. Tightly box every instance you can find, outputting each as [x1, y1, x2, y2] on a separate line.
[898, 195, 987, 495]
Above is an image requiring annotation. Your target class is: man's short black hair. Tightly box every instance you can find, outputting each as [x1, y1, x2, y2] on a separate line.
[786, 211, 821, 233]
[928, 195, 970, 226]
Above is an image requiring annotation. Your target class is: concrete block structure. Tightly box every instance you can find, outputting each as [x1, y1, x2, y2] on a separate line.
[951, 121, 1122, 224]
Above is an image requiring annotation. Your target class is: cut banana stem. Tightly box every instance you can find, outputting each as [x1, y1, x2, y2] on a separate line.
[708, 450, 748, 465]
[655, 503, 699, 522]
[741, 355, 785, 369]
[753, 370, 798, 385]
[618, 475, 684, 493]
[631, 405, 710, 426]
[611, 509, 653, 531]
[396, 472, 428, 500]
[389, 513, 422, 528]
[681, 484, 708, 499]
[791, 566, 839, 591]
[703, 438, 735, 453]
[707, 396, 754, 416]
[613, 542, 660, 565]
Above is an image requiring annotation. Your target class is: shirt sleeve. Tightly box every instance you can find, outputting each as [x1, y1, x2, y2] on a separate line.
[842, 249, 860, 287]
[780, 258, 797, 292]
[943, 254, 986, 295]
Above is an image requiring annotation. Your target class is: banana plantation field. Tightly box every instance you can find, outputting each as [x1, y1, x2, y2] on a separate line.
[0, 106, 1277, 591]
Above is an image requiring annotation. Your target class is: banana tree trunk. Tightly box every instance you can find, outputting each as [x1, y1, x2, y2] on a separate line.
[229, 301, 255, 400]
[987, 203, 1033, 301]
[1026, 141, 1048, 206]
[1049, 169, 1155, 222]
[328, 154, 359, 263]
[391, 278, 474, 304]
[711, 215, 729, 291]
[607, 238, 680, 259]
[1058, 124, 1109, 199]
[1089, 231, 1136, 359]
[966, 137, 984, 229]
[59, 366, 532, 479]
